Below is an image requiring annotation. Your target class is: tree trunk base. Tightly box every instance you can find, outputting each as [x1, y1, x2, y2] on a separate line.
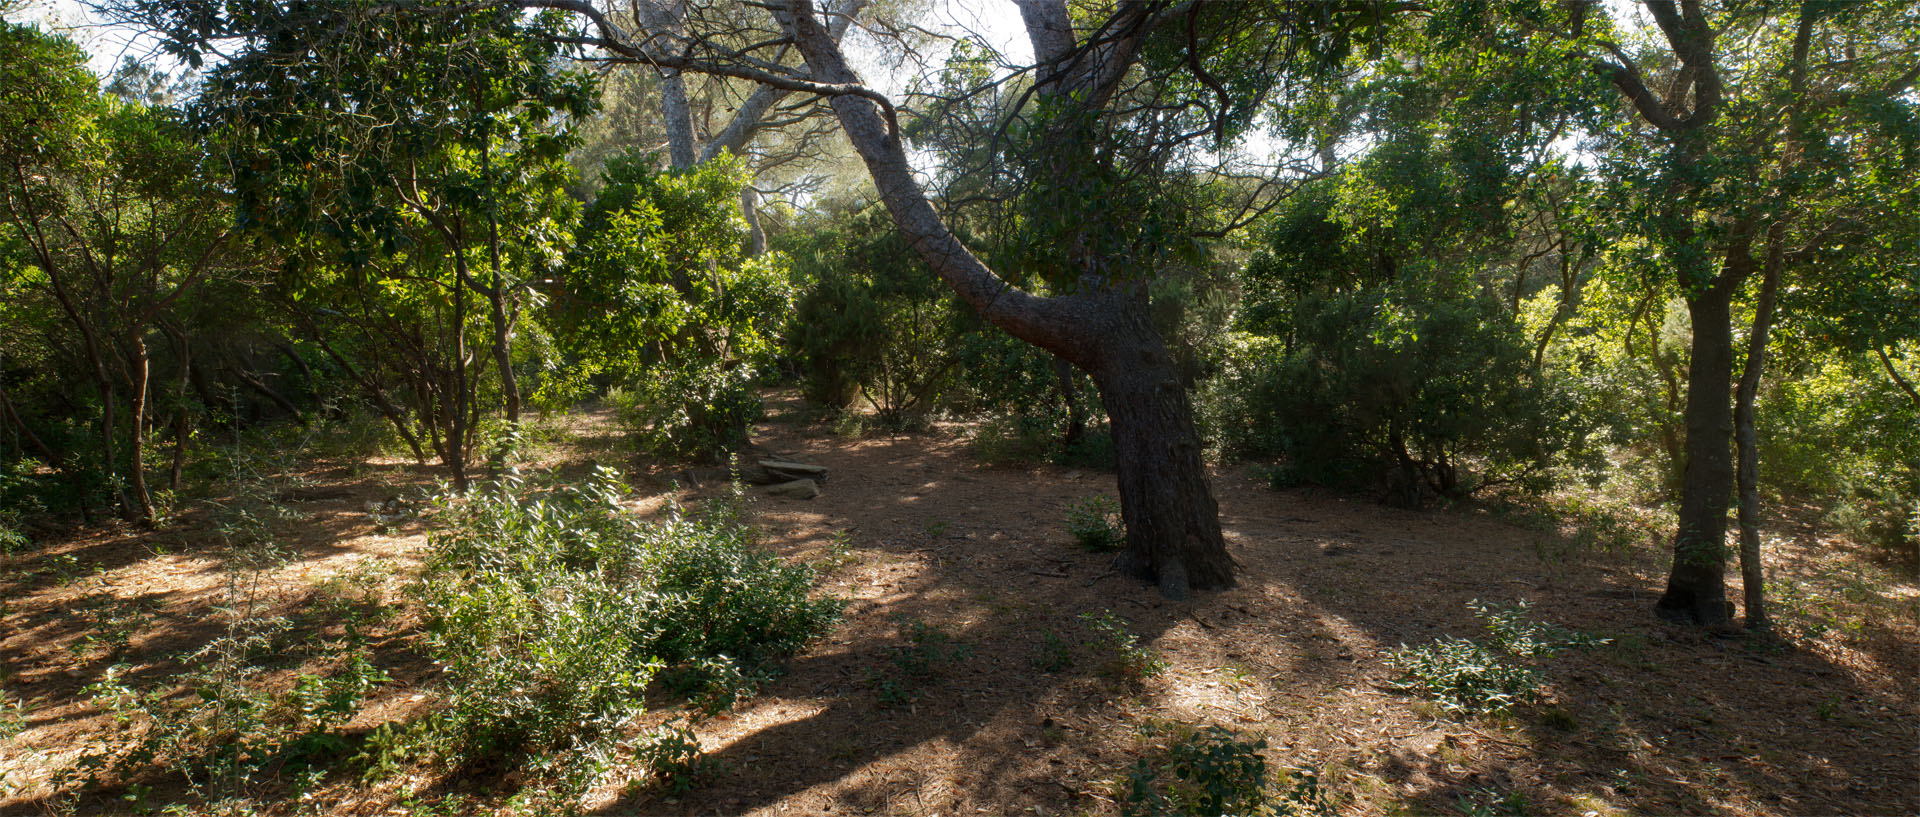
[1096, 322, 1236, 601]
[1653, 591, 1734, 626]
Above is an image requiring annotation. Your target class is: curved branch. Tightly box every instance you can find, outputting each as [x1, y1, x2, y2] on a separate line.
[785, 0, 1091, 361]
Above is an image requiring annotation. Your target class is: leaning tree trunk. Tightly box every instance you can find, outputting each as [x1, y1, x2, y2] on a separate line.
[1656, 274, 1738, 625]
[787, 0, 1235, 597]
[1093, 303, 1233, 598]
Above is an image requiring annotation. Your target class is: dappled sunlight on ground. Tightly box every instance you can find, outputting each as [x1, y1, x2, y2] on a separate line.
[2, 396, 1914, 815]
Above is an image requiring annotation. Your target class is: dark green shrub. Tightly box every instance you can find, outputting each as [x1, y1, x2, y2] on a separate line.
[1756, 350, 1919, 566]
[1212, 149, 1603, 507]
[556, 152, 792, 462]
[780, 206, 964, 425]
[1206, 280, 1582, 507]
[609, 365, 762, 463]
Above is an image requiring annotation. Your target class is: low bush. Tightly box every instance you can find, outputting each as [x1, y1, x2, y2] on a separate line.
[1065, 495, 1124, 552]
[419, 468, 840, 792]
[868, 614, 971, 706]
[609, 365, 763, 463]
[85, 627, 388, 804]
[1082, 610, 1167, 682]
[1119, 721, 1332, 817]
[1385, 600, 1605, 717]
[1385, 636, 1541, 717]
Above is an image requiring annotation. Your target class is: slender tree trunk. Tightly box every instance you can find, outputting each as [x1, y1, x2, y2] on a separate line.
[1531, 247, 1592, 370]
[1053, 356, 1086, 450]
[304, 328, 428, 462]
[234, 369, 301, 418]
[170, 328, 192, 491]
[125, 333, 154, 523]
[660, 71, 697, 169]
[273, 342, 316, 409]
[482, 129, 520, 425]
[0, 360, 64, 474]
[448, 259, 471, 491]
[1876, 345, 1920, 410]
[97, 362, 132, 519]
[487, 286, 518, 425]
[740, 186, 767, 257]
[1656, 272, 1739, 625]
[1735, 231, 1783, 632]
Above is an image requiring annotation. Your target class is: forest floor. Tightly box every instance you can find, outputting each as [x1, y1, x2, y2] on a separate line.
[2, 392, 1916, 816]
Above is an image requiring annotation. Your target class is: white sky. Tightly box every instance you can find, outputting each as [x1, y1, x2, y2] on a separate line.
[848, 0, 1029, 97]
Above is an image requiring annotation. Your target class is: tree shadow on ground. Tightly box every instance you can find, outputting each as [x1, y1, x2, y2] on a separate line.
[7, 408, 1913, 816]
[0, 457, 442, 807]
[601, 418, 1917, 816]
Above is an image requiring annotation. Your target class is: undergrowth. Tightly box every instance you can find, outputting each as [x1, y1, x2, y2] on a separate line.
[1119, 721, 1333, 817]
[1065, 495, 1124, 552]
[868, 614, 971, 706]
[1082, 610, 1167, 683]
[1386, 600, 1606, 717]
[409, 467, 841, 801]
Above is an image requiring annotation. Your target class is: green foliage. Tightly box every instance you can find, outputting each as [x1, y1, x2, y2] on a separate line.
[608, 366, 763, 462]
[2, 24, 269, 520]
[1756, 348, 1920, 561]
[779, 204, 964, 423]
[1386, 601, 1604, 717]
[0, 510, 26, 556]
[1470, 600, 1608, 657]
[969, 410, 1116, 470]
[1081, 610, 1167, 683]
[1120, 722, 1333, 817]
[1065, 494, 1124, 552]
[560, 153, 790, 461]
[86, 634, 388, 803]
[670, 653, 761, 722]
[0, 686, 26, 741]
[1033, 629, 1075, 673]
[419, 468, 838, 782]
[1216, 170, 1595, 506]
[0, 24, 97, 169]
[1386, 636, 1541, 718]
[632, 721, 719, 795]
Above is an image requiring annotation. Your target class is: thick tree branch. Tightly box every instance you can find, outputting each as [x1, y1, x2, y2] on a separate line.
[785, 0, 1091, 362]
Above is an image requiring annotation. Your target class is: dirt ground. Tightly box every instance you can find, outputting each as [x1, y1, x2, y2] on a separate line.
[3, 394, 1916, 816]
